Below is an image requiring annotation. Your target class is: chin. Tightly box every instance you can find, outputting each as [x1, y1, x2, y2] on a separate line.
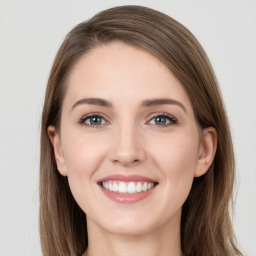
[104, 222, 154, 237]
[93, 212, 162, 237]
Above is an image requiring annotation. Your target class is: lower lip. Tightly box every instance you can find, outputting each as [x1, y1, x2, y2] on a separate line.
[99, 185, 157, 204]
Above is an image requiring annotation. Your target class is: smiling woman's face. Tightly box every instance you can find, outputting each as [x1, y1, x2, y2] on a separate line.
[48, 42, 215, 236]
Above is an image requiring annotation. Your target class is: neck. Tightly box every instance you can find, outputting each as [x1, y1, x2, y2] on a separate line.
[83, 211, 184, 256]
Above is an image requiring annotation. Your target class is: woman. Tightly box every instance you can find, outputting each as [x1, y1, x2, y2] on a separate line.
[40, 5, 242, 256]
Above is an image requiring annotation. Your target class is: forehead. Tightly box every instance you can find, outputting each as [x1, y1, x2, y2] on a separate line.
[63, 42, 192, 111]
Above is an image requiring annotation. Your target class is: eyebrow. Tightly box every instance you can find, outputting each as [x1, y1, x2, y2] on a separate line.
[141, 98, 186, 113]
[72, 98, 112, 110]
[71, 97, 187, 113]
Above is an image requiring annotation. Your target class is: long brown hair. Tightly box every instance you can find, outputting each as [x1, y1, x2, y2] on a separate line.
[40, 5, 242, 256]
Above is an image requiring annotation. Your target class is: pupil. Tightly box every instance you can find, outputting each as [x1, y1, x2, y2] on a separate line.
[90, 117, 101, 125]
[155, 116, 166, 125]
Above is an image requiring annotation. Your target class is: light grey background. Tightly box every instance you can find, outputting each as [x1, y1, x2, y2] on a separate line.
[0, 1, 255, 255]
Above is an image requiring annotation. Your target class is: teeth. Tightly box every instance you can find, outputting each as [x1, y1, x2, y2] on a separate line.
[101, 180, 156, 194]
[113, 182, 119, 192]
[127, 182, 136, 194]
[142, 182, 147, 192]
[147, 183, 153, 189]
[119, 182, 127, 193]
[136, 182, 142, 192]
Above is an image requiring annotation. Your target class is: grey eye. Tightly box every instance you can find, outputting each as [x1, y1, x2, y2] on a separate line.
[149, 116, 171, 125]
[84, 116, 106, 126]
[148, 114, 177, 126]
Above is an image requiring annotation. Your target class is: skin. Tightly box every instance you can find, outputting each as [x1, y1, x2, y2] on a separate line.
[48, 42, 217, 256]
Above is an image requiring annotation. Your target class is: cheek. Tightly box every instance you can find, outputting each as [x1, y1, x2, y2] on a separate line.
[61, 131, 108, 209]
[61, 130, 140, 226]
[62, 131, 107, 176]
[148, 130, 199, 202]
[150, 130, 199, 171]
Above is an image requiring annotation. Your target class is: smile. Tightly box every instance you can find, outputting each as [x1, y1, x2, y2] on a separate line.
[98, 174, 158, 203]
[101, 180, 157, 194]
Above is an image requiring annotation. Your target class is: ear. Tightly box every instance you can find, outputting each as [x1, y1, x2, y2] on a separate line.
[194, 127, 217, 177]
[47, 126, 68, 176]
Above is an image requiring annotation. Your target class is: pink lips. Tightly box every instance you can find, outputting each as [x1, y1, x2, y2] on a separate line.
[97, 174, 158, 204]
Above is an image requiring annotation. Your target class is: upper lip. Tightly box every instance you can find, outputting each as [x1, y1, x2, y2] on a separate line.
[97, 174, 158, 183]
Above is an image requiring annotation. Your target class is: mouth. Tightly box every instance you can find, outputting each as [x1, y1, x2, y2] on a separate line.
[97, 174, 158, 203]
[99, 180, 158, 194]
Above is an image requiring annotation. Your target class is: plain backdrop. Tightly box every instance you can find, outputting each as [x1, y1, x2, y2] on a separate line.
[0, 1, 255, 255]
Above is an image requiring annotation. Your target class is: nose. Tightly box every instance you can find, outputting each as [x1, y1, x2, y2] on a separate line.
[109, 124, 146, 167]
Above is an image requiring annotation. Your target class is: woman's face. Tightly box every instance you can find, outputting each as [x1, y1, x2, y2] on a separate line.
[50, 42, 212, 236]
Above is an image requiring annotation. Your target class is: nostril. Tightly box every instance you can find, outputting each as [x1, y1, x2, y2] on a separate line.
[112, 158, 141, 167]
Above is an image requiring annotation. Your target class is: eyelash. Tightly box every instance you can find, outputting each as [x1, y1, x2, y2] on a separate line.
[148, 112, 177, 127]
[79, 112, 177, 128]
[79, 112, 107, 129]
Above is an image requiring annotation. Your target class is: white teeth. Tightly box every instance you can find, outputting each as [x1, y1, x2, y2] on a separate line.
[101, 180, 156, 194]
[127, 182, 136, 194]
[119, 182, 127, 193]
[147, 183, 153, 189]
[113, 182, 119, 192]
[142, 182, 147, 192]
[136, 182, 142, 192]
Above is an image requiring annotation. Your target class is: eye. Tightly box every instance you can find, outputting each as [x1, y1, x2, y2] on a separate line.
[148, 113, 177, 127]
[80, 114, 107, 127]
